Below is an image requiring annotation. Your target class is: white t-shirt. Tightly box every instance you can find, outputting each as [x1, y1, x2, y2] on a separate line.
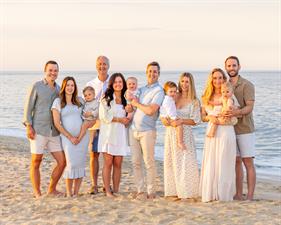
[86, 75, 110, 102]
[160, 95, 177, 120]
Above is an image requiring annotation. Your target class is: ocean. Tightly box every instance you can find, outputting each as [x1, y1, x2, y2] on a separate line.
[0, 70, 280, 179]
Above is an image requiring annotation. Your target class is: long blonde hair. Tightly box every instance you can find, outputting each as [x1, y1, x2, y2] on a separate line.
[178, 72, 197, 101]
[201, 68, 227, 106]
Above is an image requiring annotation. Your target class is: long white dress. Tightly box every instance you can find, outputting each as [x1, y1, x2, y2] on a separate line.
[199, 106, 236, 202]
[164, 100, 201, 198]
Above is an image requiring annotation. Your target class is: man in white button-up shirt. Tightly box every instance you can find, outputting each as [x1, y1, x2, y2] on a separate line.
[86, 56, 110, 194]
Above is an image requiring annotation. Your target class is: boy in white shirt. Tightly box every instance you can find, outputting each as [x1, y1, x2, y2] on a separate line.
[160, 81, 186, 150]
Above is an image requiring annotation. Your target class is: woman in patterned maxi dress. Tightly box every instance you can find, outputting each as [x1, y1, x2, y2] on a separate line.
[161, 73, 201, 199]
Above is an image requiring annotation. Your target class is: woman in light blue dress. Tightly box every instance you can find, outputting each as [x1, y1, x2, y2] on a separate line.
[52, 76, 94, 197]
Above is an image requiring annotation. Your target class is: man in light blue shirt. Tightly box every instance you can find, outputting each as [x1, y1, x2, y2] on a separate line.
[129, 61, 164, 199]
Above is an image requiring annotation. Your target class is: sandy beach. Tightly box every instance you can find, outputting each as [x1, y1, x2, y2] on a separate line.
[0, 136, 280, 225]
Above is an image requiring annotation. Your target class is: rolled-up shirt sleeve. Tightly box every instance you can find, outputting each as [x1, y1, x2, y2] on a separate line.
[99, 99, 114, 124]
[23, 84, 37, 126]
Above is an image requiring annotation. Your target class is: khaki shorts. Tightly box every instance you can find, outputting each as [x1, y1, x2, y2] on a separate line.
[236, 133, 255, 158]
[30, 134, 63, 154]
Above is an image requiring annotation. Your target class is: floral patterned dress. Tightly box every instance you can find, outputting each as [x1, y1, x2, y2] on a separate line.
[164, 100, 201, 198]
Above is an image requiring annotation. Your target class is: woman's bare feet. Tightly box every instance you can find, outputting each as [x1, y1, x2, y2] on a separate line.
[105, 192, 116, 198]
[33, 192, 42, 199]
[47, 190, 64, 197]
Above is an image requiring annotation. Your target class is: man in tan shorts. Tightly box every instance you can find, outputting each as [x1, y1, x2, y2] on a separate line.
[23, 61, 66, 198]
[224, 56, 256, 201]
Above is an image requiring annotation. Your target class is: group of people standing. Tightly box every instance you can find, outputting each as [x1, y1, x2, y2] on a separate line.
[23, 55, 256, 202]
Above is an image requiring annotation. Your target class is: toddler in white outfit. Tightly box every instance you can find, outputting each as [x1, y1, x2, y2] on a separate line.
[160, 81, 186, 150]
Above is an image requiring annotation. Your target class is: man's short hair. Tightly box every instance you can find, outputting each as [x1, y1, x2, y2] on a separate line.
[146, 61, 160, 73]
[225, 56, 240, 66]
[44, 60, 59, 72]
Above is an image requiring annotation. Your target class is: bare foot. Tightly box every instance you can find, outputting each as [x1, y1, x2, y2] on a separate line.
[147, 193, 156, 199]
[47, 190, 65, 197]
[33, 192, 42, 199]
[89, 186, 98, 195]
[105, 192, 116, 198]
[246, 195, 254, 201]
[233, 194, 243, 200]
[177, 142, 187, 150]
[206, 134, 214, 138]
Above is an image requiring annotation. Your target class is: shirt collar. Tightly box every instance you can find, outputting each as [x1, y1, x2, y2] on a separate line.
[233, 75, 242, 88]
[95, 74, 109, 84]
[146, 81, 159, 88]
[42, 78, 58, 87]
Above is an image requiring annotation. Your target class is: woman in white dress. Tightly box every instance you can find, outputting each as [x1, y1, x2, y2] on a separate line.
[52, 76, 95, 197]
[200, 68, 238, 202]
[161, 73, 201, 199]
[98, 73, 130, 197]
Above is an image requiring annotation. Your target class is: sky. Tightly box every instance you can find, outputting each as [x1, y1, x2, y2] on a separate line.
[0, 0, 280, 71]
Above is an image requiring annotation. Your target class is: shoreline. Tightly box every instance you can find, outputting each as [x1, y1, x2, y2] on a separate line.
[0, 133, 280, 183]
[0, 136, 280, 224]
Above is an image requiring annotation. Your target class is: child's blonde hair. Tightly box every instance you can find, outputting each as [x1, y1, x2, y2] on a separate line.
[83, 86, 95, 95]
[221, 82, 233, 93]
[126, 77, 138, 83]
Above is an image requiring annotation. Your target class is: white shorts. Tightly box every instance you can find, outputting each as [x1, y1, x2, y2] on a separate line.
[236, 133, 255, 158]
[30, 134, 63, 154]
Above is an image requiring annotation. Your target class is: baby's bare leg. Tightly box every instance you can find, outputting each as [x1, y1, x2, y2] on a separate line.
[207, 123, 217, 138]
[78, 121, 89, 141]
[176, 125, 187, 150]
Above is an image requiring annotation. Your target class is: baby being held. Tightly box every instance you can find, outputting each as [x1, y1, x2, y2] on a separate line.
[160, 81, 186, 150]
[207, 82, 238, 138]
[125, 77, 139, 120]
[77, 86, 99, 141]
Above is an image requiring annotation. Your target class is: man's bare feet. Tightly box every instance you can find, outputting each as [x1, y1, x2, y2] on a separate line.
[246, 195, 254, 201]
[233, 194, 243, 200]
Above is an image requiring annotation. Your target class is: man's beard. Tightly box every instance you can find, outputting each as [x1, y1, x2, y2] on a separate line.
[227, 70, 239, 77]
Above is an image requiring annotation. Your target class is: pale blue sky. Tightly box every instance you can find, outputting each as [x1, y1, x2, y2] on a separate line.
[0, 0, 280, 71]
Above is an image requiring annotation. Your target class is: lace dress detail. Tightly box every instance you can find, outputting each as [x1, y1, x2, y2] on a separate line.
[164, 100, 201, 198]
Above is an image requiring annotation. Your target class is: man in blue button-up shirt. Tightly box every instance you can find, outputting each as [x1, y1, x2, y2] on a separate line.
[129, 61, 165, 199]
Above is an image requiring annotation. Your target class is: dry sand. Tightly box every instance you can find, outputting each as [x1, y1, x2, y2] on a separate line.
[0, 136, 280, 225]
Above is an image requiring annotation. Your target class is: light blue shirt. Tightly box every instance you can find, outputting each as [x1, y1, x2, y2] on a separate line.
[131, 82, 164, 132]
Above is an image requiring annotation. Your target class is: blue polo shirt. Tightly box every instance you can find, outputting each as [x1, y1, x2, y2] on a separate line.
[131, 82, 164, 132]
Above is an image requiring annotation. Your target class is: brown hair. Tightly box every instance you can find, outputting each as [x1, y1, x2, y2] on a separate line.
[44, 60, 59, 72]
[103, 73, 127, 108]
[225, 56, 240, 66]
[146, 61, 160, 73]
[163, 81, 177, 94]
[178, 72, 197, 101]
[59, 76, 81, 108]
[201, 68, 227, 106]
